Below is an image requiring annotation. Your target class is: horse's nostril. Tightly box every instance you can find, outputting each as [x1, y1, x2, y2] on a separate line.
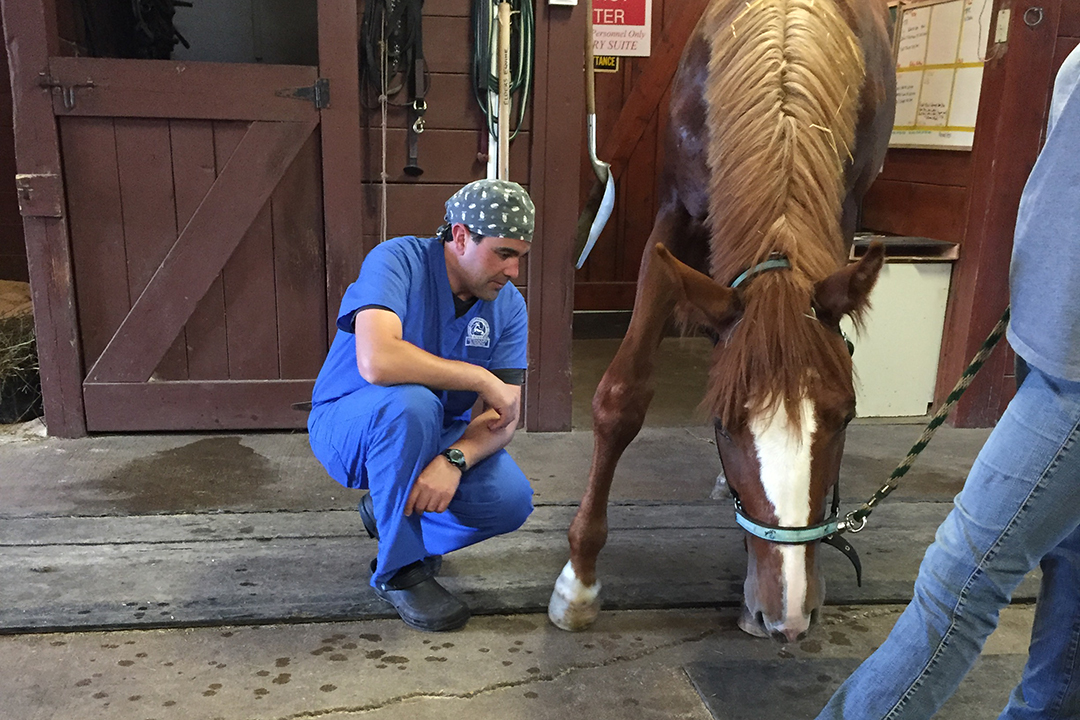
[770, 629, 789, 644]
[755, 611, 765, 627]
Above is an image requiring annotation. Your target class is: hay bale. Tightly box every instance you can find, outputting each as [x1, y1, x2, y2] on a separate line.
[0, 281, 43, 424]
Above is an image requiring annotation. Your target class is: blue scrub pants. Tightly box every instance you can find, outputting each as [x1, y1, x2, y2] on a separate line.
[308, 383, 534, 587]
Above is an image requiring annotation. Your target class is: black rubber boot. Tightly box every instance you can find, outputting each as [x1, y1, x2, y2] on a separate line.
[358, 493, 379, 540]
[372, 559, 470, 632]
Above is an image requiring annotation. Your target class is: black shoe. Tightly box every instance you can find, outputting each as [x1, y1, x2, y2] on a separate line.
[358, 493, 379, 540]
[372, 559, 470, 632]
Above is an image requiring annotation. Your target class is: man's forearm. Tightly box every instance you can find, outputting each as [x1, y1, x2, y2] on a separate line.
[450, 407, 517, 469]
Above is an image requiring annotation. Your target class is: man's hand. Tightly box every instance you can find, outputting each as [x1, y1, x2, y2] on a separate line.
[404, 455, 462, 516]
[479, 378, 521, 431]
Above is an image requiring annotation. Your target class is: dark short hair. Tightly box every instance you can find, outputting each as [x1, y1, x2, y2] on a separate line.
[438, 223, 485, 245]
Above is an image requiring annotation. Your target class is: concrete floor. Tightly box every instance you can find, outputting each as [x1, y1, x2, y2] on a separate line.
[0, 335, 1031, 720]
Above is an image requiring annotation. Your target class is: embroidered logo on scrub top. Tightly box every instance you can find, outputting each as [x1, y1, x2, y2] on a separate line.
[465, 317, 491, 348]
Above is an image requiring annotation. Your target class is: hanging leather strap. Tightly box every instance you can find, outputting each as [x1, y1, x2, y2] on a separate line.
[360, 0, 429, 176]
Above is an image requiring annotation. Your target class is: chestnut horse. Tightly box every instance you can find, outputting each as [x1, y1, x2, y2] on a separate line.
[549, 0, 896, 642]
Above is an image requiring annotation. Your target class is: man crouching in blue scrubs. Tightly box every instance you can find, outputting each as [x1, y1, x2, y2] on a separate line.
[307, 179, 536, 632]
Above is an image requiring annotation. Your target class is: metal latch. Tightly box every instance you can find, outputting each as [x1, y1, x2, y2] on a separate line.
[277, 78, 330, 109]
[38, 72, 95, 110]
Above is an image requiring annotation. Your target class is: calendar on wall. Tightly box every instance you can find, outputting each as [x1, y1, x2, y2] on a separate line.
[889, 0, 994, 150]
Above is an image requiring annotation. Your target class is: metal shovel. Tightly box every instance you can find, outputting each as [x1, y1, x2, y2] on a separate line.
[574, 0, 616, 270]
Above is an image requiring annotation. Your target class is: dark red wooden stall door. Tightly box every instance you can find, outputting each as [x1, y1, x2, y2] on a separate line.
[48, 57, 332, 431]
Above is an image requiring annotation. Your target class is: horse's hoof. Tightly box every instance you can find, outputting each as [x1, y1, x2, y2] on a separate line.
[548, 560, 602, 631]
[737, 605, 770, 638]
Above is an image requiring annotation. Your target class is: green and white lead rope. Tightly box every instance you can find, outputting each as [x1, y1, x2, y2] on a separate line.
[838, 306, 1012, 535]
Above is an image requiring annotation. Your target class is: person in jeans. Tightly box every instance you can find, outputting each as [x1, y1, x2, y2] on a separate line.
[816, 44, 1080, 719]
[307, 179, 536, 632]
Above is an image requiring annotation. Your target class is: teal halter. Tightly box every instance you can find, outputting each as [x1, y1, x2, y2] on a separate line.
[729, 254, 792, 288]
[720, 253, 863, 586]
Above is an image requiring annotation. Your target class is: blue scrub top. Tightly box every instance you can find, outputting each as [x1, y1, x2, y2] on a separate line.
[311, 235, 528, 424]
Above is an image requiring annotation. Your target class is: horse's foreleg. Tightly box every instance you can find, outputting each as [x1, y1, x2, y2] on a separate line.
[549, 208, 686, 631]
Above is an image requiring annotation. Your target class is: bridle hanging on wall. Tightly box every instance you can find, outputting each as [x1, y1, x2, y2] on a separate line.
[360, 0, 429, 178]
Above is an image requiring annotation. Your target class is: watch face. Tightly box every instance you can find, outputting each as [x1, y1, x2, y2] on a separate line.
[445, 448, 466, 467]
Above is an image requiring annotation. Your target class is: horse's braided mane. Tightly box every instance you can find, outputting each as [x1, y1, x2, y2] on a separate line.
[699, 0, 865, 428]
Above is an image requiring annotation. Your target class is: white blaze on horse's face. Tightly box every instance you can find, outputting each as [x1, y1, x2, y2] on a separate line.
[744, 397, 820, 642]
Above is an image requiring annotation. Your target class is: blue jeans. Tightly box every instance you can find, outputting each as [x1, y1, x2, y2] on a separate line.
[817, 364, 1080, 719]
[308, 384, 533, 587]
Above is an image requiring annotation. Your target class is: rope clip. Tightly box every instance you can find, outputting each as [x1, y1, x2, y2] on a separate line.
[411, 99, 427, 133]
[838, 512, 867, 534]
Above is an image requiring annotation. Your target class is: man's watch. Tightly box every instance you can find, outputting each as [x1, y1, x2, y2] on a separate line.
[441, 448, 467, 473]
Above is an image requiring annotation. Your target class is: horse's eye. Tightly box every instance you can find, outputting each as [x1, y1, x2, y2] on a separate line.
[842, 413, 856, 428]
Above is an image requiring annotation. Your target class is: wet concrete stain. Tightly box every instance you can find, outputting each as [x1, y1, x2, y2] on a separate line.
[800, 640, 823, 654]
[87, 437, 278, 513]
[828, 631, 852, 647]
[328, 654, 348, 661]
[272, 673, 291, 685]
[524, 691, 538, 699]
[320, 684, 337, 692]
[366, 649, 386, 660]
[275, 657, 291, 667]
[383, 656, 409, 664]
[256, 670, 271, 677]
[359, 634, 382, 642]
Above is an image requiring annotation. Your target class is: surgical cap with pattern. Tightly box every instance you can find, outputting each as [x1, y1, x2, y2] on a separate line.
[443, 179, 535, 243]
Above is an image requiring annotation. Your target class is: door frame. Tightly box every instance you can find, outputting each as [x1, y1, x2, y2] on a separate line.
[5, 0, 578, 436]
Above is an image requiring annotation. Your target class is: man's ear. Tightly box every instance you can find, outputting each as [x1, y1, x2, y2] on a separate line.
[450, 223, 471, 255]
[813, 241, 885, 327]
[652, 243, 742, 333]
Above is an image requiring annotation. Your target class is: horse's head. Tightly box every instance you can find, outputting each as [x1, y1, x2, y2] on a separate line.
[654, 241, 884, 642]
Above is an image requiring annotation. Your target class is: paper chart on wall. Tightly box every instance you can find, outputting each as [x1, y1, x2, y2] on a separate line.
[890, 0, 992, 150]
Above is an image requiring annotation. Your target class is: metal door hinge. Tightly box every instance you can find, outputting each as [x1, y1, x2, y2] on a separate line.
[278, 78, 330, 109]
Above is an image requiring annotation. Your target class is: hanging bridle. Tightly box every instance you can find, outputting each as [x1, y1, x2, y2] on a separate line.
[360, 0, 429, 176]
[719, 254, 863, 585]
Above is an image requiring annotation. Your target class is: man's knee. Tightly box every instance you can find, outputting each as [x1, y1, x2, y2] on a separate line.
[492, 472, 534, 534]
[375, 384, 444, 436]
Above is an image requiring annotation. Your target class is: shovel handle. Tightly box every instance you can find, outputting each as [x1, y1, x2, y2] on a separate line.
[585, 0, 596, 115]
[498, 1, 512, 180]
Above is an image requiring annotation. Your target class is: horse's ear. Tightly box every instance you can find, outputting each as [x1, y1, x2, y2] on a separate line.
[652, 243, 742, 332]
[813, 241, 885, 327]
